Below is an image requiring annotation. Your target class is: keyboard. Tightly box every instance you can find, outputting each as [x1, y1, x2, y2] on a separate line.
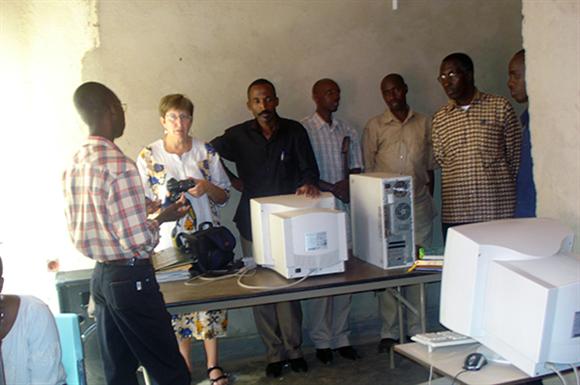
[411, 331, 477, 349]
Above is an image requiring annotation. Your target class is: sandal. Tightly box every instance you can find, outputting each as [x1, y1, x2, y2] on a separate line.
[207, 366, 229, 385]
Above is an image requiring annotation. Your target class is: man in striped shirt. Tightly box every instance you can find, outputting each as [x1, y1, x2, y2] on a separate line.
[63, 82, 190, 385]
[433, 53, 521, 239]
[300, 78, 362, 365]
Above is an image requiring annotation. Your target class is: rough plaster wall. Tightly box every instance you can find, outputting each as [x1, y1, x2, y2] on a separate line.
[522, 0, 580, 251]
[0, 0, 97, 302]
[82, 0, 522, 252]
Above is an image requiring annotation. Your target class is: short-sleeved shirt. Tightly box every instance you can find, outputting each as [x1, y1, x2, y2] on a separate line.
[432, 90, 521, 224]
[300, 112, 363, 184]
[362, 108, 436, 246]
[63, 136, 159, 262]
[211, 117, 319, 240]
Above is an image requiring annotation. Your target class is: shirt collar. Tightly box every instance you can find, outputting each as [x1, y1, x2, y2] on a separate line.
[444, 88, 482, 112]
[381, 107, 415, 125]
[86, 135, 121, 151]
[312, 112, 338, 130]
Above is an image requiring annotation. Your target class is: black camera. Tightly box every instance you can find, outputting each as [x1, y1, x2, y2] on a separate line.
[166, 178, 196, 203]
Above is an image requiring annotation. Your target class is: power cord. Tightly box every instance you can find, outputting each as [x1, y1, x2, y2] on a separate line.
[183, 263, 318, 291]
[450, 369, 467, 385]
[546, 362, 568, 385]
[183, 265, 252, 286]
[237, 267, 314, 290]
[571, 364, 579, 385]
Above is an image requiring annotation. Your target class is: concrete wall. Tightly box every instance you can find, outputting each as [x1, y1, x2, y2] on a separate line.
[82, 0, 523, 261]
[522, 0, 580, 251]
[80, 0, 521, 360]
[2, 0, 530, 358]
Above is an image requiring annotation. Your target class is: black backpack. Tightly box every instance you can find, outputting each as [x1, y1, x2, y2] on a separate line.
[175, 222, 236, 273]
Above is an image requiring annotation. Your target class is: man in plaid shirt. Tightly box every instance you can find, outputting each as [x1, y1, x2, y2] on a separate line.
[63, 82, 190, 385]
[433, 53, 521, 240]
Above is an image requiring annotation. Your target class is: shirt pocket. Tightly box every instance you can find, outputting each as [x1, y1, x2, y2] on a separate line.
[477, 119, 504, 168]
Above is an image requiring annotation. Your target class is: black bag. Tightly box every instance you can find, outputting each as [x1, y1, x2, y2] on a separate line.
[176, 222, 236, 273]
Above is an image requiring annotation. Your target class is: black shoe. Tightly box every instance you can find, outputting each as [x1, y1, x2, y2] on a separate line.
[378, 338, 399, 353]
[289, 357, 308, 372]
[336, 345, 360, 360]
[265, 361, 284, 378]
[315, 348, 333, 364]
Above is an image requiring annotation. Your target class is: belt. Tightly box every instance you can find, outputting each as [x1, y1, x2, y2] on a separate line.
[100, 257, 151, 267]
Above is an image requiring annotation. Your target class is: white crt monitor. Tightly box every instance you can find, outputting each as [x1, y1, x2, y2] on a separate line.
[440, 218, 580, 376]
[250, 192, 335, 266]
[268, 208, 347, 279]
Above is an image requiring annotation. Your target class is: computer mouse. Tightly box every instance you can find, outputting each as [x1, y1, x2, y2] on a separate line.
[463, 352, 488, 371]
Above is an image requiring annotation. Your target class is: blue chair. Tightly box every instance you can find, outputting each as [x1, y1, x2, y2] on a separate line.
[55, 313, 87, 385]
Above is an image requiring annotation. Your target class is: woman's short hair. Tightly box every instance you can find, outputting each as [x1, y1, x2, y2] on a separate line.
[159, 94, 194, 117]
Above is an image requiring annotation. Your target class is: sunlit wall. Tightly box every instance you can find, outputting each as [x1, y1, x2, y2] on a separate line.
[0, 0, 98, 308]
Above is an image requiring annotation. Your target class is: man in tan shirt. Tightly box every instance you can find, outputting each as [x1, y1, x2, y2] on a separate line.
[362, 73, 436, 351]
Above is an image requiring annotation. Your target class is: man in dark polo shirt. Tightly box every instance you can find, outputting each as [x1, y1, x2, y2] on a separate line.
[211, 78, 319, 377]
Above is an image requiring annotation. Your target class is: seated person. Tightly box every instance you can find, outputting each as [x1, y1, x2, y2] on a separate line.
[0, 257, 67, 385]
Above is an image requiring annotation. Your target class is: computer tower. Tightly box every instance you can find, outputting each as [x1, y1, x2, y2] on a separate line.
[350, 173, 415, 269]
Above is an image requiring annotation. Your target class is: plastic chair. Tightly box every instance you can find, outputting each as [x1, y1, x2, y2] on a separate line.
[55, 313, 87, 385]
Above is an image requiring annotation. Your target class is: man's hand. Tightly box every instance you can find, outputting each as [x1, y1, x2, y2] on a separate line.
[295, 183, 320, 198]
[155, 195, 189, 224]
[332, 179, 350, 203]
[230, 176, 244, 192]
[145, 198, 161, 215]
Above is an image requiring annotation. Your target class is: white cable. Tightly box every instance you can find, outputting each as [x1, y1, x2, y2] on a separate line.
[547, 362, 568, 385]
[236, 268, 314, 290]
[428, 363, 433, 385]
[571, 364, 579, 385]
[184, 266, 253, 286]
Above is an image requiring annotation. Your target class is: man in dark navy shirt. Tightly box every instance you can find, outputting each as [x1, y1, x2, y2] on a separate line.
[508, 49, 536, 217]
[211, 78, 319, 378]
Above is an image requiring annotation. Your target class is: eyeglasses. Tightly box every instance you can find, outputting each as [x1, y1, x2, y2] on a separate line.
[438, 72, 459, 83]
[121, 103, 128, 112]
[165, 113, 192, 123]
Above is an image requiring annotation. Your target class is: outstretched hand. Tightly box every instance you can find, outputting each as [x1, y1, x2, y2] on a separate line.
[295, 183, 320, 198]
[156, 195, 189, 224]
[331, 179, 350, 203]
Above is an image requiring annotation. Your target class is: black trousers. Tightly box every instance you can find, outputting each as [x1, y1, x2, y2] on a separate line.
[91, 262, 190, 385]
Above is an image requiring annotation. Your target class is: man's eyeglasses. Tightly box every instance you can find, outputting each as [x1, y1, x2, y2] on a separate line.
[165, 113, 192, 123]
[438, 72, 459, 83]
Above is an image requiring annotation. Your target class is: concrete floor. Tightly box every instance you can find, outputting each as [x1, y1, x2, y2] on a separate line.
[86, 339, 431, 385]
[189, 342, 430, 385]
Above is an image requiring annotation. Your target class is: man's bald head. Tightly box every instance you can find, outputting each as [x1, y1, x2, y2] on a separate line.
[381, 73, 406, 90]
[381, 73, 408, 115]
[312, 78, 338, 95]
[312, 78, 340, 115]
[73, 82, 125, 138]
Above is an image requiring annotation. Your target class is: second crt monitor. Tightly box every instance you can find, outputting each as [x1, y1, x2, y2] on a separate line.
[250, 193, 348, 279]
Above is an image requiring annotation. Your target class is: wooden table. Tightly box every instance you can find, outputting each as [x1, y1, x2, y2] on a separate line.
[161, 258, 439, 316]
